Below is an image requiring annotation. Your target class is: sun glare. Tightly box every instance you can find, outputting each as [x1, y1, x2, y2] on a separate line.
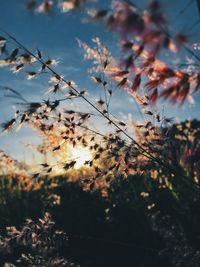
[68, 145, 93, 169]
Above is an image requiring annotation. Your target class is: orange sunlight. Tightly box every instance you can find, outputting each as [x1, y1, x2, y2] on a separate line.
[68, 145, 93, 169]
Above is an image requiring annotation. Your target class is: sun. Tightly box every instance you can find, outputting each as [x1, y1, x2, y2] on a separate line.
[68, 145, 93, 169]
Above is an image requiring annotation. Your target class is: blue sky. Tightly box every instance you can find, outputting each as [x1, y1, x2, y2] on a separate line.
[0, 0, 200, 164]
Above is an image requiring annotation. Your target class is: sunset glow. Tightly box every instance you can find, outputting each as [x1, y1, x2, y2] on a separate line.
[68, 145, 92, 169]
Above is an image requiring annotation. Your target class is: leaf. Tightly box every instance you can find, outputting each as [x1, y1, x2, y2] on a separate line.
[0, 36, 6, 45]
[112, 70, 129, 77]
[53, 84, 59, 93]
[97, 98, 105, 105]
[150, 89, 158, 104]
[92, 76, 103, 83]
[79, 90, 86, 95]
[47, 167, 52, 173]
[27, 71, 37, 80]
[37, 48, 42, 59]
[41, 163, 49, 167]
[118, 121, 126, 126]
[131, 74, 141, 92]
[32, 173, 40, 179]
[146, 80, 160, 90]
[11, 63, 24, 73]
[9, 48, 19, 60]
[1, 118, 16, 132]
[53, 145, 60, 151]
[196, 0, 200, 17]
[45, 59, 52, 65]
[175, 33, 187, 45]
[117, 77, 127, 87]
[145, 111, 153, 116]
[93, 9, 108, 19]
[26, 0, 37, 11]
[0, 44, 6, 54]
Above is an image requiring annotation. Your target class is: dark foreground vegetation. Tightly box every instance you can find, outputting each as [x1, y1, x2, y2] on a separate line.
[1, 137, 200, 267]
[1, 119, 200, 266]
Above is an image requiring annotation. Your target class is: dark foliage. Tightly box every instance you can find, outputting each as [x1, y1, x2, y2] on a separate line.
[1, 166, 200, 266]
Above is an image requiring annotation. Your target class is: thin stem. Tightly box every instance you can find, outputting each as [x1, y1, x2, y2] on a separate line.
[0, 27, 199, 189]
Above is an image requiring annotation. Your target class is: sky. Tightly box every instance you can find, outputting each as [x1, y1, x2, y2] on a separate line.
[0, 0, 200, 164]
